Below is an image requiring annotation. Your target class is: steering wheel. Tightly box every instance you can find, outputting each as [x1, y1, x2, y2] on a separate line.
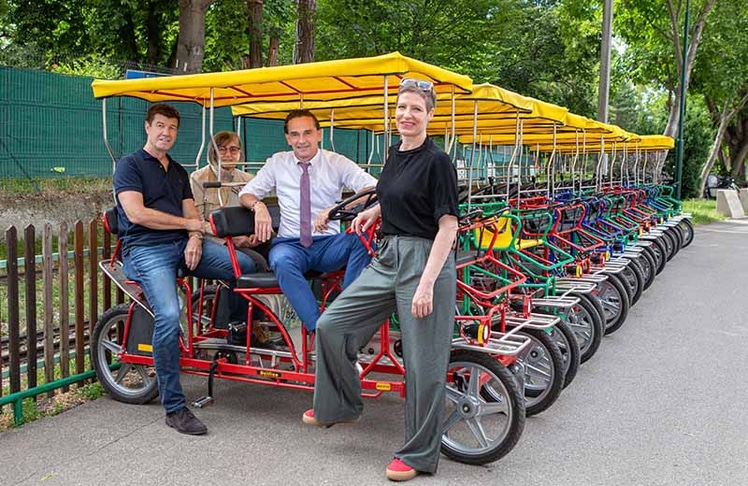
[327, 188, 378, 221]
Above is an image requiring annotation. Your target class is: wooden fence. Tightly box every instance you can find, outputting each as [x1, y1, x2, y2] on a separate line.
[1, 215, 124, 418]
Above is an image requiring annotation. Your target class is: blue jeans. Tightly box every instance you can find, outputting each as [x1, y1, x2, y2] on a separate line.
[123, 238, 254, 413]
[269, 233, 372, 331]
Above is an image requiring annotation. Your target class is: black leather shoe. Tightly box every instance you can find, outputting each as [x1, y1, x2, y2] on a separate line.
[165, 407, 207, 435]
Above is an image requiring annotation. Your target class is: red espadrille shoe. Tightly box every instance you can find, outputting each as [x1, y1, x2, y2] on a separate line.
[302, 409, 360, 428]
[385, 458, 418, 482]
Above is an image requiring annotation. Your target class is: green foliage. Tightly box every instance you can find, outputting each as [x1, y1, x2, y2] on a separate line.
[663, 94, 714, 198]
[50, 57, 121, 79]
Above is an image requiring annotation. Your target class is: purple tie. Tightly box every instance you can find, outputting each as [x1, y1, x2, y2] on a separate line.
[299, 162, 313, 248]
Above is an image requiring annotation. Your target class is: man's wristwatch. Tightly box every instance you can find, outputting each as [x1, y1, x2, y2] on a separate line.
[250, 200, 265, 212]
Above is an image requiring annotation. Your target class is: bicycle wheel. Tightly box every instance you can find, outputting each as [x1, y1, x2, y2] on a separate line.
[441, 350, 525, 465]
[91, 304, 159, 405]
[565, 293, 604, 364]
[649, 238, 667, 275]
[548, 319, 580, 389]
[634, 250, 656, 292]
[598, 273, 631, 335]
[509, 328, 564, 416]
[677, 218, 695, 248]
[620, 258, 644, 306]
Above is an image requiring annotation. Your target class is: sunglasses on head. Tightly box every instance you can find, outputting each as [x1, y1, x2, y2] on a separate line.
[399, 78, 434, 92]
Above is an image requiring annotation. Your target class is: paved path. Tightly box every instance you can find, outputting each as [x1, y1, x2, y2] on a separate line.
[2, 220, 748, 486]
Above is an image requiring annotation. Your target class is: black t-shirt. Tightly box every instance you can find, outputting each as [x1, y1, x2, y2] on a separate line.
[113, 148, 193, 249]
[378, 137, 458, 239]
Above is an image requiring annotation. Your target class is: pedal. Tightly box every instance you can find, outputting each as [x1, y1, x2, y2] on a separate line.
[192, 396, 214, 408]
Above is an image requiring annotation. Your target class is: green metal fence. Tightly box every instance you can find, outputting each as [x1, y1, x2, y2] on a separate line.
[0, 66, 376, 179]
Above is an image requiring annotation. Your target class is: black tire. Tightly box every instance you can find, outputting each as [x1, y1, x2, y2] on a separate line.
[597, 273, 631, 335]
[91, 304, 159, 405]
[503, 328, 565, 416]
[620, 258, 644, 306]
[565, 293, 604, 364]
[659, 230, 677, 262]
[648, 238, 667, 275]
[547, 320, 580, 389]
[441, 350, 525, 465]
[677, 218, 695, 248]
[667, 226, 683, 257]
[635, 249, 656, 292]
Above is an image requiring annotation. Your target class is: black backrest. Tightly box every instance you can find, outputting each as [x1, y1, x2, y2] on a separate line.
[210, 205, 281, 238]
[104, 207, 119, 235]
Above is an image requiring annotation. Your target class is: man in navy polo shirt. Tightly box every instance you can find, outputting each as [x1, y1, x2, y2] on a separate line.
[113, 103, 254, 435]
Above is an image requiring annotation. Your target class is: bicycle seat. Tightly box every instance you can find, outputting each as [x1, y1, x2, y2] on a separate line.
[236, 270, 331, 289]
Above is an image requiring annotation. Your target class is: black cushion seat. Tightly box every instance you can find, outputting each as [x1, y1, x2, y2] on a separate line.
[236, 270, 330, 289]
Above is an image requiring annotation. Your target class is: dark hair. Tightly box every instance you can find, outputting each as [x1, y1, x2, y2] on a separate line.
[146, 103, 181, 127]
[284, 109, 320, 134]
[208, 131, 241, 164]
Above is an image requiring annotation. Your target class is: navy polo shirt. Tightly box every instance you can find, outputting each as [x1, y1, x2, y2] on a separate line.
[113, 148, 194, 249]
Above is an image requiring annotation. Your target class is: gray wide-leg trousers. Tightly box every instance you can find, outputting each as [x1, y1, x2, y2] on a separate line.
[313, 235, 456, 474]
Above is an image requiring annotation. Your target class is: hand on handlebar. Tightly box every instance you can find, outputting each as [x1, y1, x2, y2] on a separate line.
[351, 205, 381, 234]
[314, 206, 333, 233]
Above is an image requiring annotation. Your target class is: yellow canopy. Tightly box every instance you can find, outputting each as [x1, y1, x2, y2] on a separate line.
[635, 135, 675, 150]
[231, 82, 533, 123]
[91, 52, 473, 106]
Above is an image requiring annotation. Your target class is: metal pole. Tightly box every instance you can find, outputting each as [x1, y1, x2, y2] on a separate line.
[597, 0, 613, 123]
[674, 0, 690, 200]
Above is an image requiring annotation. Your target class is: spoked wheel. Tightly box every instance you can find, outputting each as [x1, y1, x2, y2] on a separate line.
[597, 273, 631, 335]
[441, 350, 525, 465]
[677, 218, 695, 248]
[91, 304, 159, 404]
[659, 230, 677, 262]
[503, 328, 564, 416]
[565, 293, 604, 364]
[649, 238, 667, 275]
[634, 250, 656, 292]
[547, 320, 580, 389]
[667, 226, 683, 257]
[619, 260, 644, 306]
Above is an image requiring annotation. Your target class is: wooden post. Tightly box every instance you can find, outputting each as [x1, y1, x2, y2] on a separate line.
[24, 225, 37, 394]
[5, 227, 21, 396]
[74, 221, 85, 378]
[102, 224, 111, 312]
[59, 223, 70, 392]
[42, 224, 54, 398]
[88, 219, 98, 350]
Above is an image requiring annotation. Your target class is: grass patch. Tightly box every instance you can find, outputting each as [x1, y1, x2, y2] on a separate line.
[0, 382, 105, 432]
[681, 198, 726, 225]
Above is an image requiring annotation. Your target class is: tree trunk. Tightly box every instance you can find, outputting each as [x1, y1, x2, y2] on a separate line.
[247, 0, 264, 68]
[663, 0, 717, 138]
[267, 38, 279, 67]
[145, 2, 162, 66]
[731, 140, 748, 180]
[174, 0, 216, 74]
[698, 104, 731, 198]
[294, 0, 317, 64]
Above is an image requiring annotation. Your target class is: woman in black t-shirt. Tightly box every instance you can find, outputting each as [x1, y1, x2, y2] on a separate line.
[303, 79, 459, 482]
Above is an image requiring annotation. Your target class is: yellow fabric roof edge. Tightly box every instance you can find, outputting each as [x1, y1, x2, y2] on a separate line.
[91, 52, 473, 104]
[637, 135, 675, 150]
[231, 82, 533, 119]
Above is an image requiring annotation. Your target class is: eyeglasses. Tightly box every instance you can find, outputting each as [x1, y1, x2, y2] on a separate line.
[399, 78, 434, 92]
[218, 146, 241, 155]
